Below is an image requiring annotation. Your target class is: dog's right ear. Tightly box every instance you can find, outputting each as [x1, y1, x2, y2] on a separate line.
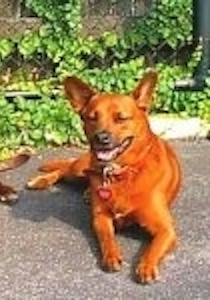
[64, 77, 96, 113]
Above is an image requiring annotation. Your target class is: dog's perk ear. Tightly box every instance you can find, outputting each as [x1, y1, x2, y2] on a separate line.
[132, 70, 157, 111]
[64, 77, 96, 113]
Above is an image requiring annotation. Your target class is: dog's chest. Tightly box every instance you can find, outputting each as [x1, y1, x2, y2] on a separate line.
[92, 171, 138, 219]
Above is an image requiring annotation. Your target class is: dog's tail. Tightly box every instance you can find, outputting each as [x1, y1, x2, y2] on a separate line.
[0, 153, 30, 172]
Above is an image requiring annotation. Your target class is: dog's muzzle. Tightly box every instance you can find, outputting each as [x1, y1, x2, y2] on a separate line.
[92, 130, 133, 162]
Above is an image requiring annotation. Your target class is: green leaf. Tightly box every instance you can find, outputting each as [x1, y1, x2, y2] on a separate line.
[0, 39, 14, 59]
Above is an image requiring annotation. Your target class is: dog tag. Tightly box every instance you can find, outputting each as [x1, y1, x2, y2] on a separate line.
[97, 186, 112, 200]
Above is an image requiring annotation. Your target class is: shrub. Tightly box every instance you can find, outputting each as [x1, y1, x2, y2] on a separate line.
[0, 0, 209, 156]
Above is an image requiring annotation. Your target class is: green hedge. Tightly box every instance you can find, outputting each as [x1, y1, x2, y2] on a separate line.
[0, 93, 85, 158]
[0, 0, 209, 157]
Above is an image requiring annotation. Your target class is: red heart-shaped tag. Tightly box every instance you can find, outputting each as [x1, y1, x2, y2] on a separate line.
[97, 186, 112, 200]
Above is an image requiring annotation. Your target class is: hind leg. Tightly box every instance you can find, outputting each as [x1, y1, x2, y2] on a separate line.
[27, 152, 91, 189]
[39, 159, 75, 172]
[27, 159, 76, 189]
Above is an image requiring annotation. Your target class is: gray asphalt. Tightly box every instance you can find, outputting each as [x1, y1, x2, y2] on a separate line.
[0, 139, 209, 300]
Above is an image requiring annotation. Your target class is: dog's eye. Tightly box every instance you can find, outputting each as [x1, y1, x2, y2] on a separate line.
[114, 113, 131, 123]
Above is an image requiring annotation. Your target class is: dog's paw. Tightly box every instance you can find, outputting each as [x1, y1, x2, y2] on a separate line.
[0, 185, 18, 205]
[102, 248, 123, 272]
[27, 169, 61, 190]
[0, 192, 18, 205]
[27, 175, 51, 190]
[135, 261, 161, 284]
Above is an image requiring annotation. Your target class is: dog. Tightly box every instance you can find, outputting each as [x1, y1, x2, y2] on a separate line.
[27, 71, 181, 283]
[0, 153, 30, 204]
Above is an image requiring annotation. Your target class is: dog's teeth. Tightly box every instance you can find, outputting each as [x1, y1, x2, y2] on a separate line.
[97, 148, 118, 161]
[97, 151, 113, 161]
[96, 137, 132, 161]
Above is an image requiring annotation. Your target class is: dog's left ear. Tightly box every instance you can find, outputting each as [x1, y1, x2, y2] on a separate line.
[132, 70, 157, 111]
[64, 77, 96, 113]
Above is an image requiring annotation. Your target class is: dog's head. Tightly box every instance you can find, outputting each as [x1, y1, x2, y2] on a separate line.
[64, 71, 157, 165]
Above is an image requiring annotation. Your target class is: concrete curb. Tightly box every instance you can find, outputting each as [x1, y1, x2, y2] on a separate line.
[149, 116, 209, 140]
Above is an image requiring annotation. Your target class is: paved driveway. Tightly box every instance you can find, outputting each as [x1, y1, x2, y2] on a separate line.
[0, 139, 209, 300]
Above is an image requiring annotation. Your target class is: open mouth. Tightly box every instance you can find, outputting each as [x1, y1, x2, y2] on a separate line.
[95, 137, 133, 162]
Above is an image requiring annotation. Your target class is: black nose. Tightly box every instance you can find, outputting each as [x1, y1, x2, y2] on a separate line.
[94, 131, 112, 145]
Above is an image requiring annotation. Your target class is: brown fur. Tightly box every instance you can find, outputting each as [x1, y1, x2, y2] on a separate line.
[0, 153, 30, 204]
[27, 71, 181, 283]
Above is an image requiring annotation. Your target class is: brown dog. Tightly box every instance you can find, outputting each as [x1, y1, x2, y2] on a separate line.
[0, 153, 30, 204]
[27, 71, 181, 283]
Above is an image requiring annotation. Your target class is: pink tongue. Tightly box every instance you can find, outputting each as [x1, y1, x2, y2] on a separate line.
[97, 186, 112, 200]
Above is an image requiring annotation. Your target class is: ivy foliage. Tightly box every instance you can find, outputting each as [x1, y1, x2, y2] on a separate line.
[0, 0, 209, 157]
[0, 93, 85, 159]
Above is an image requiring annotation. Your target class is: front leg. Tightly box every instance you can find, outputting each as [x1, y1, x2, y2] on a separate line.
[93, 211, 123, 272]
[135, 195, 177, 283]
